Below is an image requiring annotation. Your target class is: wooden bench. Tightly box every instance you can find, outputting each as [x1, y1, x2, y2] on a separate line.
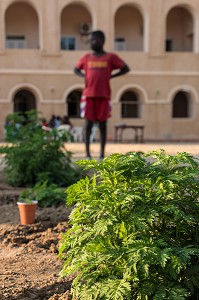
[114, 124, 145, 143]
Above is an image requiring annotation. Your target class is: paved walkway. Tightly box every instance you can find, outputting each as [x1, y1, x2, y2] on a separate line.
[64, 142, 199, 160]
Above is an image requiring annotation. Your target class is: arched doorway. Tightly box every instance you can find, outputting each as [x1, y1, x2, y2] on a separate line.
[114, 5, 144, 51]
[67, 89, 82, 118]
[5, 2, 39, 49]
[13, 90, 36, 113]
[61, 4, 92, 51]
[166, 6, 193, 52]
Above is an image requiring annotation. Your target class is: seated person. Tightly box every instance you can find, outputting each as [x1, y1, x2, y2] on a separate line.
[62, 115, 73, 129]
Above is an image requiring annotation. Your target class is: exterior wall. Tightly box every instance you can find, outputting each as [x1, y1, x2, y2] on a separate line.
[0, 0, 199, 141]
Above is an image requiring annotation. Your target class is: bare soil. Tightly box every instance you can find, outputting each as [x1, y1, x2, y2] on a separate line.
[0, 171, 72, 300]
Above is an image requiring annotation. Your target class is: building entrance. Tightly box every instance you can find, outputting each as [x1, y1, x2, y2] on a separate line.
[13, 90, 36, 113]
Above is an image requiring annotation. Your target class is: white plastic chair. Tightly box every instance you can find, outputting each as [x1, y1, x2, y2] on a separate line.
[90, 124, 98, 142]
[57, 124, 72, 141]
[71, 126, 83, 142]
[57, 124, 71, 131]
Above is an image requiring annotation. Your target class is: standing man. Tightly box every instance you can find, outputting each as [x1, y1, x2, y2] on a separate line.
[74, 30, 130, 160]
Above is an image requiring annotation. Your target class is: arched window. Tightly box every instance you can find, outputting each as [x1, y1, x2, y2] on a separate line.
[121, 90, 140, 118]
[5, 2, 39, 49]
[166, 7, 193, 52]
[67, 90, 82, 118]
[114, 5, 144, 51]
[172, 91, 189, 118]
[61, 4, 92, 51]
[13, 90, 36, 113]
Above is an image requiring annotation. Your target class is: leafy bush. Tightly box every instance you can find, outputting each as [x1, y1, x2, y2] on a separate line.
[4, 112, 26, 142]
[19, 181, 66, 207]
[4, 110, 74, 142]
[59, 150, 199, 300]
[0, 110, 82, 187]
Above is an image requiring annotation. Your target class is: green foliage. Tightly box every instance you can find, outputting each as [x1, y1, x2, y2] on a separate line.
[0, 110, 82, 187]
[4, 110, 74, 142]
[59, 150, 199, 300]
[4, 112, 26, 142]
[19, 181, 66, 207]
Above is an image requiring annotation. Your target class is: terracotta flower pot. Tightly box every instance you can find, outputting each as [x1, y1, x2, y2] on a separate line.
[17, 201, 38, 225]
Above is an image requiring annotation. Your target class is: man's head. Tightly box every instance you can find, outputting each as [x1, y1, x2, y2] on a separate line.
[90, 30, 105, 51]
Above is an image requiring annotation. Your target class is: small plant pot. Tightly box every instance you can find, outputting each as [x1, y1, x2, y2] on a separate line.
[17, 201, 38, 225]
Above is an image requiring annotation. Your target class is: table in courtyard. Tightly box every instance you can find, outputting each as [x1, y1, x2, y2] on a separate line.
[114, 124, 145, 143]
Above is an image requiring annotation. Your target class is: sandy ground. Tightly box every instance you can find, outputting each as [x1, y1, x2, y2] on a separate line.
[64, 142, 199, 160]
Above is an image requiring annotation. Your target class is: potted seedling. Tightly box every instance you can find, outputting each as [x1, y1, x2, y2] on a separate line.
[17, 181, 66, 225]
[17, 188, 38, 225]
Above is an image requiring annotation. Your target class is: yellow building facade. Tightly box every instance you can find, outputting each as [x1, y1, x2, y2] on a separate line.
[0, 0, 199, 141]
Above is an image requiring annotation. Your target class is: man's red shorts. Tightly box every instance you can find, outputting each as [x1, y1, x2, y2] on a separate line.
[80, 97, 111, 122]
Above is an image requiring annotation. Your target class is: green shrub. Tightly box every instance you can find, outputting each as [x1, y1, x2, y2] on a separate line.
[4, 112, 25, 142]
[59, 150, 199, 300]
[0, 110, 82, 187]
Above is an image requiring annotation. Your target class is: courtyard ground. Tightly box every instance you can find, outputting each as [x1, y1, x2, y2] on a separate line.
[0, 142, 199, 300]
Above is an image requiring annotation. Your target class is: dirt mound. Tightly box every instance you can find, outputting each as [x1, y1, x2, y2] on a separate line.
[0, 174, 73, 300]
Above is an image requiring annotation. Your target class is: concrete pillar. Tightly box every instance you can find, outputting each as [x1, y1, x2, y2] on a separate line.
[42, 0, 60, 53]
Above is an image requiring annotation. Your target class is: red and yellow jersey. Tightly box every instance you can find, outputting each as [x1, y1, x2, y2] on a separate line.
[76, 52, 125, 98]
